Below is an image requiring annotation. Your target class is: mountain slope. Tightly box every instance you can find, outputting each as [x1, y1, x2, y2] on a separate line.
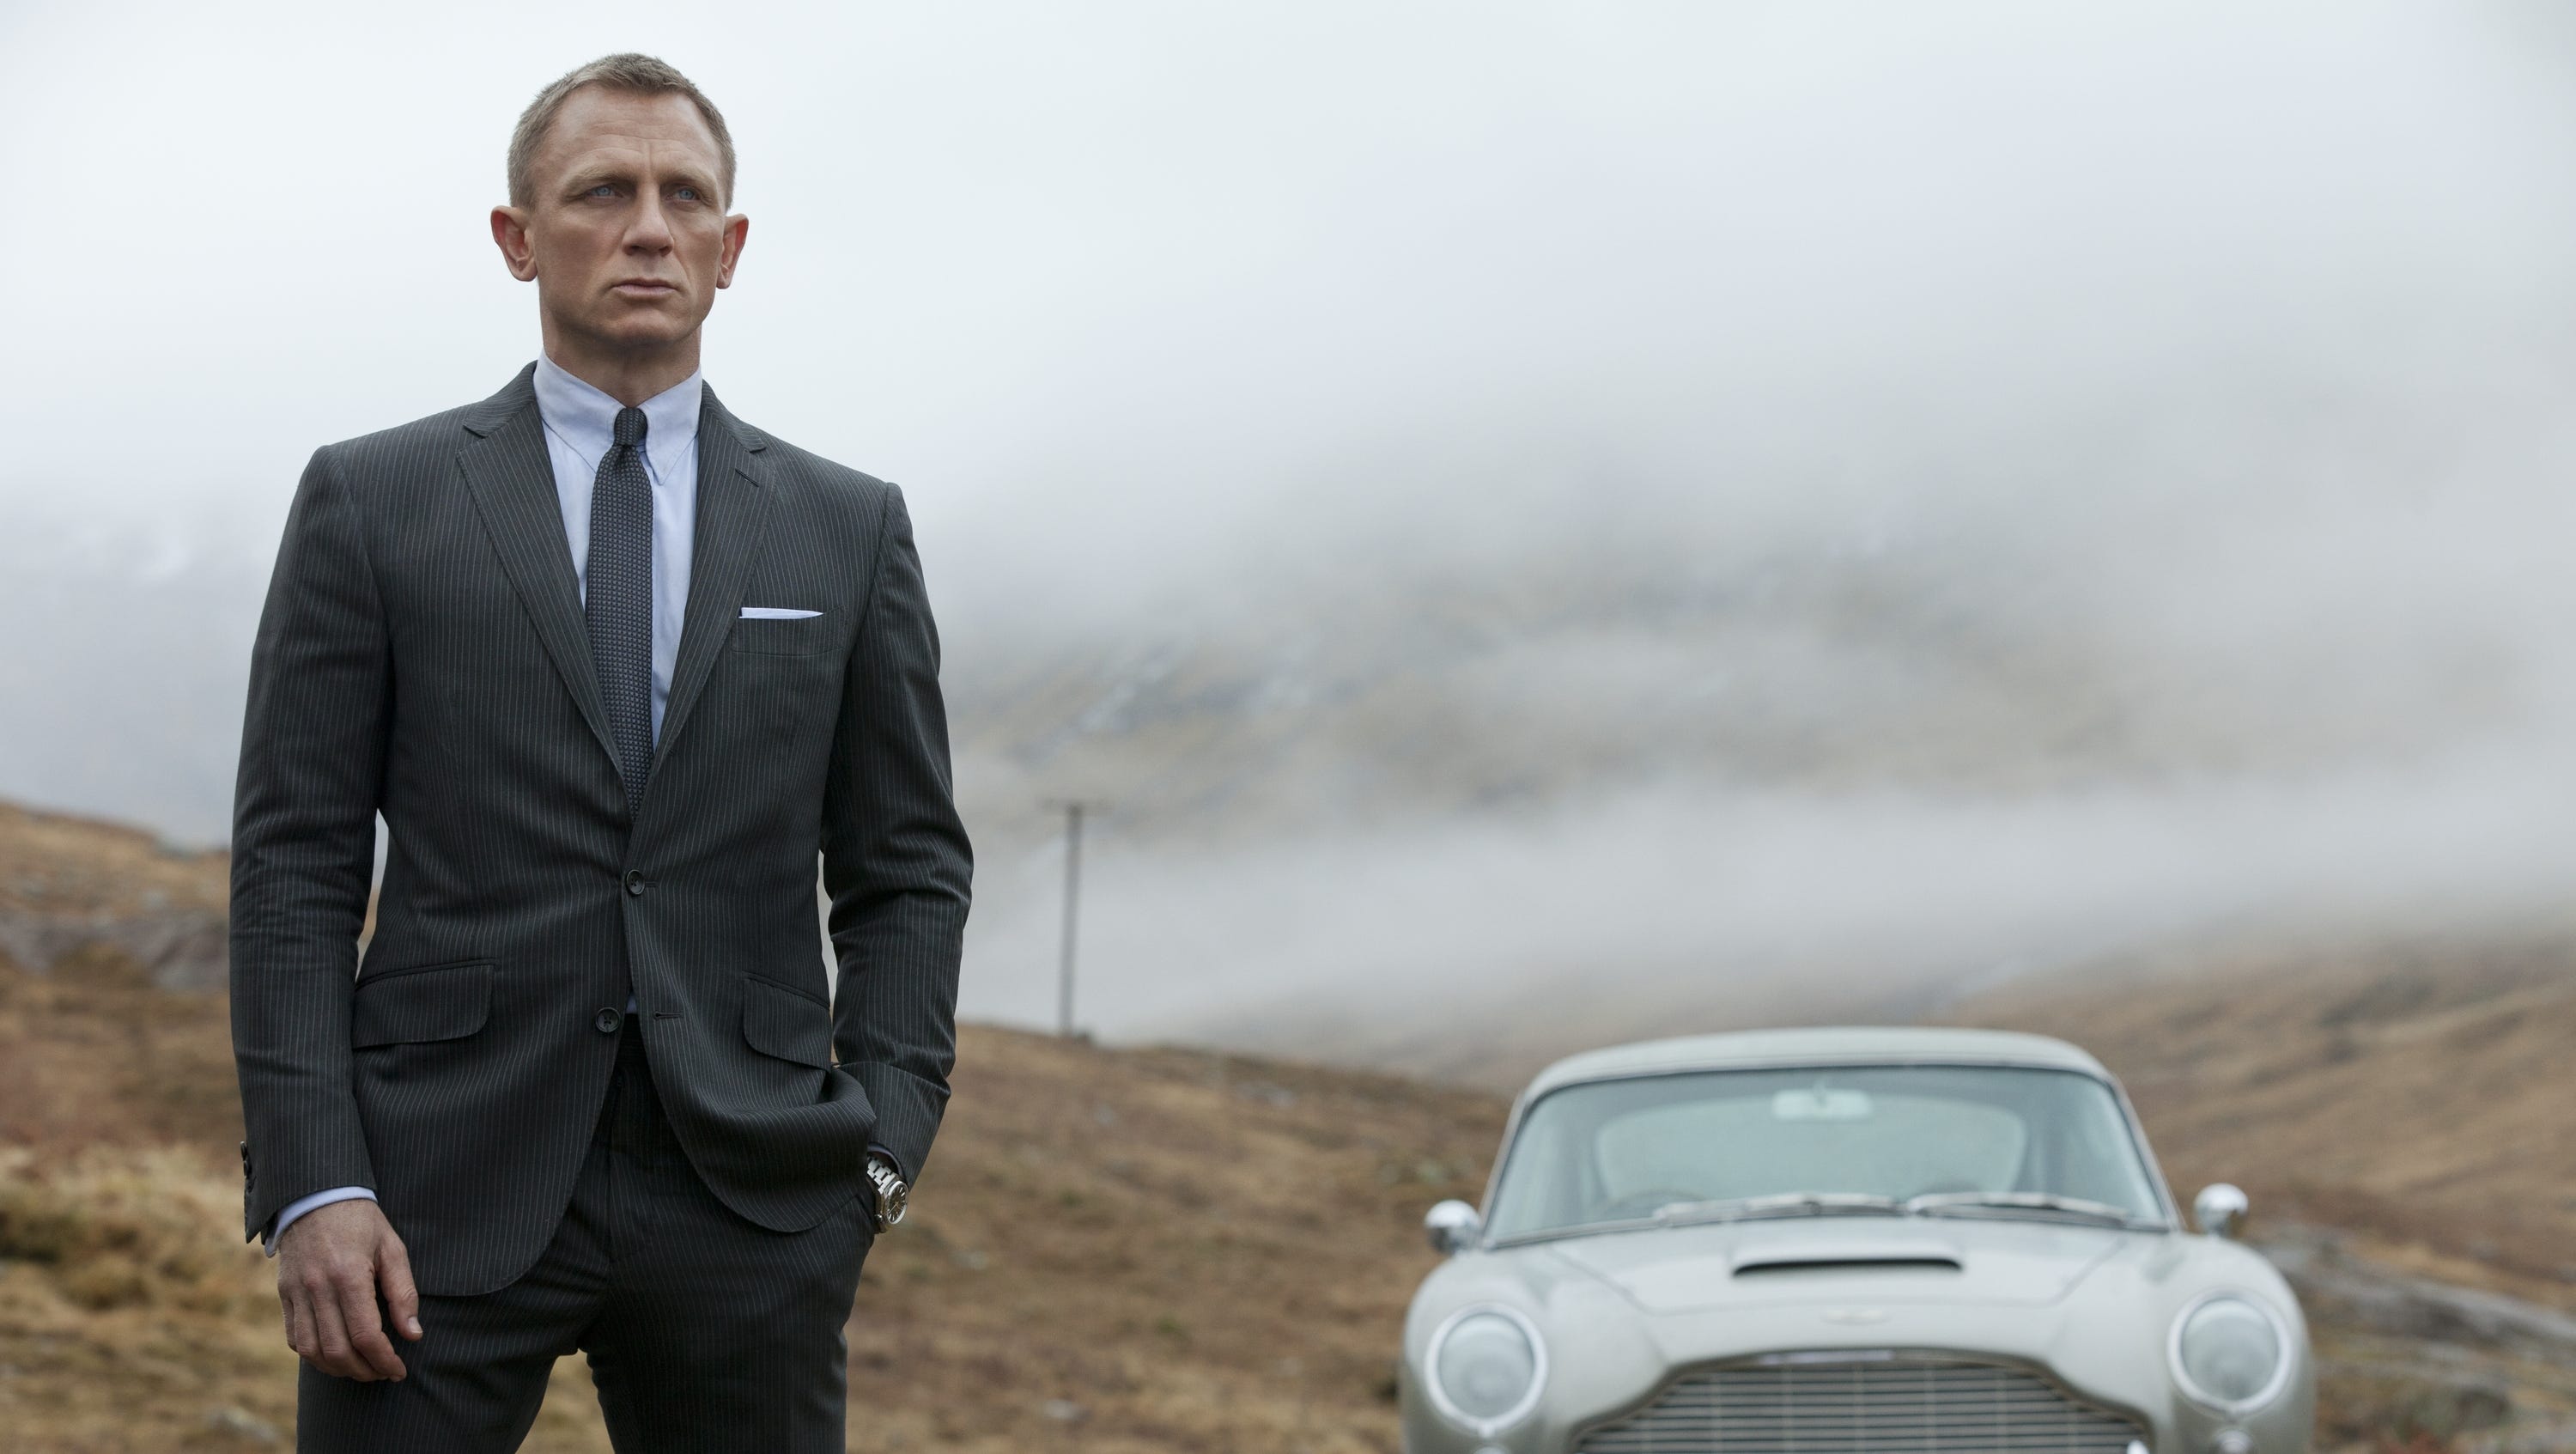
[0, 803, 1508, 1452]
[6, 800, 2574, 1451]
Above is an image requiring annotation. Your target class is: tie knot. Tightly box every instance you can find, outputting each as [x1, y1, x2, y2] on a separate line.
[612, 406, 647, 450]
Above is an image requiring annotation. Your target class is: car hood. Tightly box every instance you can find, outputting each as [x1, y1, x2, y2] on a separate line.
[1542, 1214, 2132, 1313]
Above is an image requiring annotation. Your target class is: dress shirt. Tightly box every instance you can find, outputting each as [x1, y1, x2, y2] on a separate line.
[267, 356, 900, 1256]
[533, 352, 703, 1024]
[533, 349, 704, 751]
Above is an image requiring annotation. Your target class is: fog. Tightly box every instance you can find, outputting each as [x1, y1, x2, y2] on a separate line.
[6, 2, 2575, 1063]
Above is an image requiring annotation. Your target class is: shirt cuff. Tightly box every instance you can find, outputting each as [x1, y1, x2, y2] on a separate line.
[866, 1143, 907, 1183]
[264, 1185, 377, 1257]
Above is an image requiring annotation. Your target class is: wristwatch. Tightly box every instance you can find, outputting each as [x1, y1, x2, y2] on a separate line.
[863, 1153, 908, 1232]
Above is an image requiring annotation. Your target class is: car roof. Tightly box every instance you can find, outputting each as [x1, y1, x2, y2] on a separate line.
[1519, 1025, 2116, 1104]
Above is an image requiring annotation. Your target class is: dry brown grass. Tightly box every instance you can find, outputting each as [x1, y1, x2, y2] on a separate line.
[1, 804, 1502, 1451]
[0, 940, 244, 1153]
[838, 1028, 1506, 1454]
[10, 801, 2576, 1451]
[0, 800, 228, 921]
[1937, 933, 2576, 1451]
[1937, 931, 2576, 1292]
[0, 838, 1504, 1454]
[0, 1138, 619, 1453]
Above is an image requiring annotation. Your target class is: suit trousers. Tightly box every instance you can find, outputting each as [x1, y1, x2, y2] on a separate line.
[295, 1013, 878, 1452]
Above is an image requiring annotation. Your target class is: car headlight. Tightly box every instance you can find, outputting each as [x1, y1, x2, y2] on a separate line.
[1425, 1305, 1547, 1436]
[2169, 1292, 2292, 1412]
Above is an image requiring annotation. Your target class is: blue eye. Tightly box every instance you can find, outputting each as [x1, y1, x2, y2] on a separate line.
[588, 184, 617, 198]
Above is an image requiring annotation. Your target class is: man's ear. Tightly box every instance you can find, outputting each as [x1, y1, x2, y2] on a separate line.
[491, 205, 539, 283]
[715, 213, 750, 289]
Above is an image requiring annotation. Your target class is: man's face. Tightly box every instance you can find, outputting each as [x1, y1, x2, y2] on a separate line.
[494, 88, 746, 355]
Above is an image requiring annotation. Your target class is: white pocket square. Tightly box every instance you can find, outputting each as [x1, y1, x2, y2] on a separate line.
[739, 607, 823, 619]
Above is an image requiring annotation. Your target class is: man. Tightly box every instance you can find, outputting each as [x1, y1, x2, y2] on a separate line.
[228, 52, 972, 1451]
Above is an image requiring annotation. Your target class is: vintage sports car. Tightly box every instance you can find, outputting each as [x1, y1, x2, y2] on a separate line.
[1402, 1027, 2310, 1454]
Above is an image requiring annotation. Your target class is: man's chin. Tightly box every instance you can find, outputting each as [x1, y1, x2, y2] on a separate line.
[570, 311, 699, 354]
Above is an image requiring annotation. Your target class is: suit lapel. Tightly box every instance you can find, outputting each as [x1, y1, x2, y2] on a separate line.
[652, 383, 772, 770]
[456, 364, 622, 774]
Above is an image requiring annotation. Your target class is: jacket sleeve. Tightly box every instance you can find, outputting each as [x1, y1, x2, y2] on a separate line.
[822, 483, 974, 1184]
[230, 444, 391, 1244]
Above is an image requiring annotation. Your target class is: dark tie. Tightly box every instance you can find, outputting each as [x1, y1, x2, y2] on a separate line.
[586, 405, 654, 813]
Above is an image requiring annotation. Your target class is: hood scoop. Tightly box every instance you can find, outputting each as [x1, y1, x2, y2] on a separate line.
[1734, 1254, 1963, 1277]
[1555, 1220, 2125, 1313]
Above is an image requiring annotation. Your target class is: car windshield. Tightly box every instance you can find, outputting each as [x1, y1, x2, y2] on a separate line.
[1483, 1063, 2166, 1241]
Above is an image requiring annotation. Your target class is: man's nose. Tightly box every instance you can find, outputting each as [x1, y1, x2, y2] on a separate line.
[625, 192, 674, 252]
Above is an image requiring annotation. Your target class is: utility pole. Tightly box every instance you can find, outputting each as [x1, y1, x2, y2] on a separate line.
[1044, 800, 1106, 1037]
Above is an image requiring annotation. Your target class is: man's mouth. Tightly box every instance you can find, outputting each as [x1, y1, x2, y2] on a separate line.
[611, 279, 680, 296]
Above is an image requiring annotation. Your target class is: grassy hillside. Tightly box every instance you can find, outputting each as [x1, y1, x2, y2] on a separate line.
[1940, 936, 2576, 1450]
[0, 804, 1508, 1451]
[1938, 932, 2576, 1288]
[0, 1007, 1504, 1454]
[6, 800, 2575, 1451]
[1222, 916, 2576, 1295]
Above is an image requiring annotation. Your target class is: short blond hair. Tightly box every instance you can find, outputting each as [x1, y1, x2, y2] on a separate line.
[507, 53, 736, 209]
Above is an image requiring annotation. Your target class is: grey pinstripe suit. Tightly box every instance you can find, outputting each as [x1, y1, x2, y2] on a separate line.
[229, 362, 972, 1443]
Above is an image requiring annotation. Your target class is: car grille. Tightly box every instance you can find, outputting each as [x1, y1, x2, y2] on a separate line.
[1574, 1355, 2147, 1454]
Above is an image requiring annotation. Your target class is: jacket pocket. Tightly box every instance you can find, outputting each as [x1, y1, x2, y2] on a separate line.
[351, 960, 494, 1047]
[729, 612, 838, 656]
[740, 974, 833, 1068]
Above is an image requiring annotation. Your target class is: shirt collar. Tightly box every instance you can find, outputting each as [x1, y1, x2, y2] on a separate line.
[532, 352, 703, 469]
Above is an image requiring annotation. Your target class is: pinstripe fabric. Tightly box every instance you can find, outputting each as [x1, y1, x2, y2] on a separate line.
[231, 362, 973, 1299]
[295, 1016, 875, 1451]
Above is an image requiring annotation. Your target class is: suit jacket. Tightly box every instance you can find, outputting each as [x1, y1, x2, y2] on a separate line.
[229, 362, 973, 1296]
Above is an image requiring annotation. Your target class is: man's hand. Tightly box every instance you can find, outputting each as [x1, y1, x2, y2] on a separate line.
[275, 1198, 422, 1381]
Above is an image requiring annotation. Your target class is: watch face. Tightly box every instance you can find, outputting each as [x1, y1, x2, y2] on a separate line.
[883, 1181, 908, 1225]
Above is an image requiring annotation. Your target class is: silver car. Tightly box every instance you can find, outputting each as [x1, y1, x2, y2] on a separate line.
[1402, 1026, 2312, 1454]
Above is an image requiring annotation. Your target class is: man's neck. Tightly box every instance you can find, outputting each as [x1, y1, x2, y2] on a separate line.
[539, 326, 702, 407]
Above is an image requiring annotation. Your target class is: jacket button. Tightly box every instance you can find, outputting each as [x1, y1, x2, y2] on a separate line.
[595, 1007, 622, 1034]
[624, 870, 647, 897]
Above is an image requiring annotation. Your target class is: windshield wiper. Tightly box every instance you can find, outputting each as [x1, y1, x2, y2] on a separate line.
[1654, 1192, 1907, 1227]
[1900, 1191, 2156, 1228]
[1492, 1189, 2160, 1248]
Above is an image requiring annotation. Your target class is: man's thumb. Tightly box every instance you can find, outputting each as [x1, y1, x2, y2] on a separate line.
[378, 1233, 424, 1340]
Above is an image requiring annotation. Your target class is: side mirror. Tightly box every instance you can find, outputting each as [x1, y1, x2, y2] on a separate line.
[1425, 1199, 1483, 1255]
[2194, 1183, 2249, 1239]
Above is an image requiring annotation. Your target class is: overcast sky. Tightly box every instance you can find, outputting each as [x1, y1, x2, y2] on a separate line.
[7, 2, 2575, 1051]
[12, 2, 2570, 548]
